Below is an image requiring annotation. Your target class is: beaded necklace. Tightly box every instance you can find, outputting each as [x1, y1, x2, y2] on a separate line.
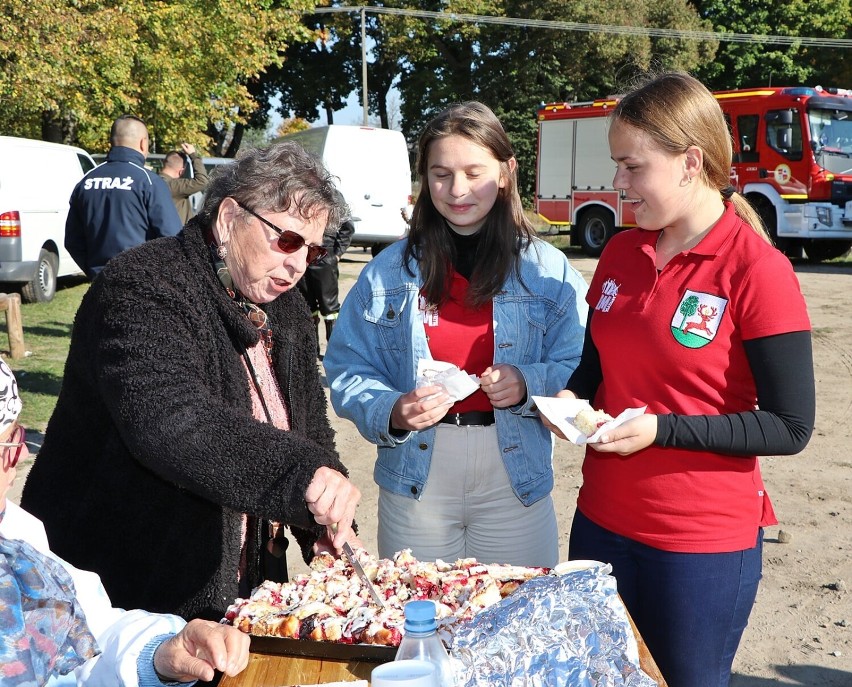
[206, 233, 274, 362]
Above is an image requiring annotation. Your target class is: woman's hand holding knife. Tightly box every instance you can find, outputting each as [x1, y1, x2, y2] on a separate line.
[305, 466, 361, 552]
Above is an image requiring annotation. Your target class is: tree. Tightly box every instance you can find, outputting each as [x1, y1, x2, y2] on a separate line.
[259, 7, 360, 128]
[364, 9, 406, 130]
[692, 0, 852, 90]
[679, 294, 700, 329]
[0, 0, 139, 145]
[128, 0, 315, 155]
[276, 117, 312, 138]
[0, 1, 314, 153]
[387, 0, 715, 200]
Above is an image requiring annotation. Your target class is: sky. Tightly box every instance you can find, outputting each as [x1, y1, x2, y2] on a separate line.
[316, 93, 371, 126]
[267, 92, 373, 136]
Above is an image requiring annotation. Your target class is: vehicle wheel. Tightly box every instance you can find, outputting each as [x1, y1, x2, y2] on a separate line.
[750, 195, 801, 258]
[21, 249, 58, 303]
[577, 207, 614, 257]
[370, 243, 386, 258]
[803, 240, 852, 263]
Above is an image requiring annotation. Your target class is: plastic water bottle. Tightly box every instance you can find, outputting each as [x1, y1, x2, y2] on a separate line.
[395, 600, 456, 687]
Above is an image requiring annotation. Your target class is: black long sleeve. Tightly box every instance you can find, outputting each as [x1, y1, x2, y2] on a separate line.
[656, 330, 815, 455]
[565, 310, 603, 400]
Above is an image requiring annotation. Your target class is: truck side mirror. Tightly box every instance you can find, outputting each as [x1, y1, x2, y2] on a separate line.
[766, 109, 793, 125]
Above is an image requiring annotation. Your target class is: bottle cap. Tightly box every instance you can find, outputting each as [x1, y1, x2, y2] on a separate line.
[403, 600, 437, 633]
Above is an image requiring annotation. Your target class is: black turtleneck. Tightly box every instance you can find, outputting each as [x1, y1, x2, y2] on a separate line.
[447, 226, 482, 281]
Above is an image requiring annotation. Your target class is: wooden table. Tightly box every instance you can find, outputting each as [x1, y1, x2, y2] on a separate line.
[220, 616, 668, 686]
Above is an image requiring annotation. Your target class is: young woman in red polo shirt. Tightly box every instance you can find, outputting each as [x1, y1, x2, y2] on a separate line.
[544, 72, 815, 687]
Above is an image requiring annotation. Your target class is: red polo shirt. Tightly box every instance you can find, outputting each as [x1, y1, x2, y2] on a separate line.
[578, 204, 810, 553]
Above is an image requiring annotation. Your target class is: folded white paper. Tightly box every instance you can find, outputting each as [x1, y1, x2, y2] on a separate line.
[532, 396, 647, 445]
[416, 359, 480, 402]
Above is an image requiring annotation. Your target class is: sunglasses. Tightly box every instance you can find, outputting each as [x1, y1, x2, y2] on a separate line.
[0, 425, 26, 469]
[235, 200, 328, 266]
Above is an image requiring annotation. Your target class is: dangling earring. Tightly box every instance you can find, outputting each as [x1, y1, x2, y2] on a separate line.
[216, 244, 228, 259]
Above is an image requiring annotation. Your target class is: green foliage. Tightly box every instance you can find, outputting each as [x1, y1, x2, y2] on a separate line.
[373, 0, 716, 200]
[264, 8, 361, 126]
[0, 1, 314, 152]
[693, 0, 852, 90]
[0, 0, 138, 144]
[2, 1, 848, 180]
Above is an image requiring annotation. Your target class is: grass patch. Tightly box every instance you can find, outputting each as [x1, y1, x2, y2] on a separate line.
[5, 277, 89, 431]
[526, 209, 574, 252]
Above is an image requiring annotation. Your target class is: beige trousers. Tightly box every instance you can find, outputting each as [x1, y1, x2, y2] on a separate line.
[377, 423, 559, 567]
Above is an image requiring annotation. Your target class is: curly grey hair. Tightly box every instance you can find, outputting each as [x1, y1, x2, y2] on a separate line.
[196, 141, 350, 236]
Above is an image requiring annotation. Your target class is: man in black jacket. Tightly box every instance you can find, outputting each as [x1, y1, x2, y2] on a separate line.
[297, 188, 354, 357]
[65, 115, 182, 278]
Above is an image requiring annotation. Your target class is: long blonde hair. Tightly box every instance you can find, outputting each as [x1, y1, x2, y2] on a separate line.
[613, 72, 771, 243]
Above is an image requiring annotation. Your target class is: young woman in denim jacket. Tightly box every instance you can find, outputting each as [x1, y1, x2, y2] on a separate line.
[324, 102, 588, 567]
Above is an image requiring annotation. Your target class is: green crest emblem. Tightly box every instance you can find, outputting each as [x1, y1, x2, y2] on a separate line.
[671, 290, 728, 348]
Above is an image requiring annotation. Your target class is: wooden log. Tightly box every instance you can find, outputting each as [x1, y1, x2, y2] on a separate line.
[0, 293, 25, 359]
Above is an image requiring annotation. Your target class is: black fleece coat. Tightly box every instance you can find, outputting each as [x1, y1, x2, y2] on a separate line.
[21, 219, 349, 620]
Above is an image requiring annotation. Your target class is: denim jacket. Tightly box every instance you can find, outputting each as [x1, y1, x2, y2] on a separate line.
[324, 238, 588, 506]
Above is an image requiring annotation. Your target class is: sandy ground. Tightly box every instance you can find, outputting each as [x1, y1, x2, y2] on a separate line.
[10, 246, 851, 685]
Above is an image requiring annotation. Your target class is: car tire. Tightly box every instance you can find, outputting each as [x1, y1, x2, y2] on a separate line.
[803, 240, 852, 263]
[21, 249, 58, 303]
[578, 207, 614, 257]
[750, 194, 803, 258]
[371, 243, 386, 258]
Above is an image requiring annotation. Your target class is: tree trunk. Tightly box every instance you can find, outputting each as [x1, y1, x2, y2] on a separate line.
[41, 112, 63, 143]
[206, 121, 227, 157]
[377, 84, 390, 129]
[225, 123, 244, 158]
[41, 110, 77, 144]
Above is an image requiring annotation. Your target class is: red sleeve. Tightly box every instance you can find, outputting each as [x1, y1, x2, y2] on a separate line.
[735, 249, 810, 340]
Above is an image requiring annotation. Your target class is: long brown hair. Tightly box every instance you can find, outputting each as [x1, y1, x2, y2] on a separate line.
[404, 102, 535, 307]
[613, 72, 770, 243]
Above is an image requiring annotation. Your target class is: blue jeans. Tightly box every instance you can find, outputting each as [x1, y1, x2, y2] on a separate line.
[569, 509, 763, 687]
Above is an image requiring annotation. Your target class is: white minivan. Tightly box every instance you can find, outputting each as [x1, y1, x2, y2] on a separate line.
[275, 125, 412, 255]
[0, 136, 95, 302]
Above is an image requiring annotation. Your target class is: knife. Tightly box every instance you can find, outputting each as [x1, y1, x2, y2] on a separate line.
[343, 541, 387, 608]
[331, 524, 386, 608]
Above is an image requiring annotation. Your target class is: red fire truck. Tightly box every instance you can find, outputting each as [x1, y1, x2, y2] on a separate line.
[535, 86, 852, 261]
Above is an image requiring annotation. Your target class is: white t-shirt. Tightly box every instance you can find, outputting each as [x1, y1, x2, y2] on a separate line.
[0, 501, 188, 687]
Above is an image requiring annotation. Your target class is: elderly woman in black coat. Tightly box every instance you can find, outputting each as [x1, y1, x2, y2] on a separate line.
[21, 141, 361, 621]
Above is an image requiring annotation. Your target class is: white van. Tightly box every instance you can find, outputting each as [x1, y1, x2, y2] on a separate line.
[275, 125, 412, 255]
[0, 136, 95, 302]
